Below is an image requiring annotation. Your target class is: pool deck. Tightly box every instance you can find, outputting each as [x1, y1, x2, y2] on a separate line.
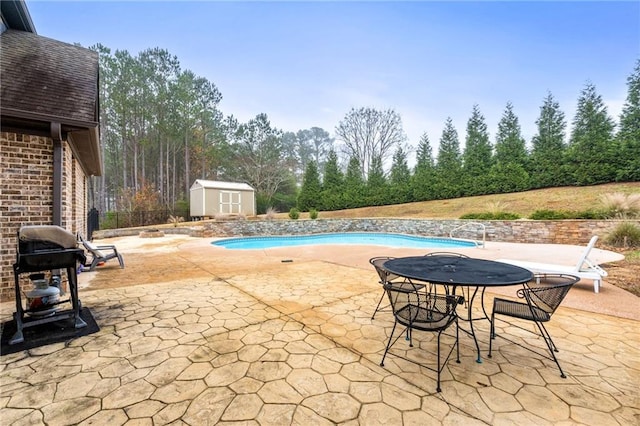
[1, 235, 639, 425]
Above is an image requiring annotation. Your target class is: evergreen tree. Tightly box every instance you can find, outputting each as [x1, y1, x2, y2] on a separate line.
[411, 132, 436, 201]
[494, 102, 528, 166]
[489, 102, 530, 192]
[270, 173, 299, 213]
[366, 157, 388, 206]
[343, 156, 366, 208]
[297, 161, 322, 211]
[389, 147, 412, 204]
[321, 150, 344, 210]
[462, 104, 493, 196]
[434, 118, 463, 199]
[529, 92, 569, 188]
[567, 82, 617, 185]
[617, 60, 640, 182]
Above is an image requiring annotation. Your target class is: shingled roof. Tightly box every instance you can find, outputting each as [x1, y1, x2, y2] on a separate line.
[0, 28, 102, 176]
[1, 29, 98, 124]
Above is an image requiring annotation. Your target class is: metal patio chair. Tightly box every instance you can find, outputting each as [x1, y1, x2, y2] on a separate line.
[424, 252, 470, 305]
[380, 279, 463, 392]
[369, 256, 425, 320]
[488, 273, 579, 378]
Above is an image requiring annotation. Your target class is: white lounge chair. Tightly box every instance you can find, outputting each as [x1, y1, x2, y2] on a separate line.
[497, 236, 607, 293]
[78, 233, 125, 271]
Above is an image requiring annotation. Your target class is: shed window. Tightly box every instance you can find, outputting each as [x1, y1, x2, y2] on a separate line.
[220, 190, 241, 214]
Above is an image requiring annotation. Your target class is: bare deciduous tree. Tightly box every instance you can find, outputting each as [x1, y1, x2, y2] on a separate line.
[335, 107, 406, 178]
[232, 113, 290, 205]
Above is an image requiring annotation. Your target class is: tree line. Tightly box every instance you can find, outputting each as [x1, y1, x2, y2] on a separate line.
[91, 43, 639, 216]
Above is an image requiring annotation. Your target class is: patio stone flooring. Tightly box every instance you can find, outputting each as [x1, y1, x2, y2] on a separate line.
[1, 235, 639, 425]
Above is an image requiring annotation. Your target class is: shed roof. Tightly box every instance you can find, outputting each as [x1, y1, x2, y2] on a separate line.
[191, 180, 254, 191]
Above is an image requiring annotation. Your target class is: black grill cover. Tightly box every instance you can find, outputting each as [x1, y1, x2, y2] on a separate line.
[16, 226, 85, 271]
[18, 225, 78, 254]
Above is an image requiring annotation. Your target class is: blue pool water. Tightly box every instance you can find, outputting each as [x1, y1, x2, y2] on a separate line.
[212, 233, 477, 250]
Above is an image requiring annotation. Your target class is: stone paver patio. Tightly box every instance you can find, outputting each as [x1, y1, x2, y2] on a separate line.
[1, 235, 639, 425]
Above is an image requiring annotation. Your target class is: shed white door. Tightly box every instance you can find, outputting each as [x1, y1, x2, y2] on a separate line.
[219, 190, 241, 214]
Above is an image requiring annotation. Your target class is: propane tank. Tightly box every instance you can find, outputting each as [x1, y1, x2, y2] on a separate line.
[26, 274, 60, 317]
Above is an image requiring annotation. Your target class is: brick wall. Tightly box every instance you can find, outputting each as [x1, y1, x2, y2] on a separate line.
[67, 151, 87, 234]
[0, 132, 89, 302]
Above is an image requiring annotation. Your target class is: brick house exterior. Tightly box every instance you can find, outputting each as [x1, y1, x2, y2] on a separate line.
[0, 1, 102, 301]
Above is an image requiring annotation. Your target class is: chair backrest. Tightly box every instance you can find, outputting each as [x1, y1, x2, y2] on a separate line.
[384, 281, 461, 325]
[522, 273, 579, 315]
[424, 252, 469, 258]
[384, 279, 425, 317]
[78, 233, 104, 257]
[573, 236, 598, 272]
[369, 256, 400, 284]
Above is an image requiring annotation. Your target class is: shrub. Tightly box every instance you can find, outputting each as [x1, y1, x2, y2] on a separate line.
[605, 222, 640, 248]
[175, 199, 189, 214]
[529, 209, 570, 220]
[459, 212, 520, 220]
[599, 192, 640, 218]
[459, 213, 481, 219]
[529, 209, 609, 220]
[573, 209, 609, 219]
[288, 208, 300, 220]
[101, 211, 118, 229]
[167, 215, 184, 227]
[492, 212, 520, 220]
[309, 209, 319, 220]
[485, 201, 508, 214]
[626, 250, 640, 261]
[265, 207, 278, 220]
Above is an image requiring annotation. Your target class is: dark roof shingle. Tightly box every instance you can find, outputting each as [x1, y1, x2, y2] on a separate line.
[1, 29, 98, 124]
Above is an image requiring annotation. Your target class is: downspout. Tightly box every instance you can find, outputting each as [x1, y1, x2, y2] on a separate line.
[50, 122, 64, 288]
[51, 122, 63, 226]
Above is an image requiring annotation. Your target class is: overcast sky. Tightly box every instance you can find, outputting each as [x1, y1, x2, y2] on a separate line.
[27, 1, 639, 160]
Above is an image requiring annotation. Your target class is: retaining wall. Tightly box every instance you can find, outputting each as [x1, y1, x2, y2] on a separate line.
[94, 218, 640, 245]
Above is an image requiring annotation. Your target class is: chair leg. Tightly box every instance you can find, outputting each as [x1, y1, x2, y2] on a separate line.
[89, 258, 100, 271]
[533, 320, 567, 378]
[436, 340, 442, 392]
[380, 321, 400, 367]
[436, 330, 442, 392]
[455, 319, 460, 364]
[488, 308, 496, 358]
[372, 291, 387, 320]
[462, 286, 469, 309]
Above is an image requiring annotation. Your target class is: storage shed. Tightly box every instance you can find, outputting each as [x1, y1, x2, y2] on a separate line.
[190, 180, 256, 219]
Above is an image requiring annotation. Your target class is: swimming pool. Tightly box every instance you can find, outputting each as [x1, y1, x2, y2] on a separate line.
[212, 233, 478, 250]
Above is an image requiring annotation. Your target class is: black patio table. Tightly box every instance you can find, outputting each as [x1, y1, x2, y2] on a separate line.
[383, 256, 534, 363]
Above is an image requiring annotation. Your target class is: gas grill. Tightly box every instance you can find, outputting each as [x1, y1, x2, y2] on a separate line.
[10, 225, 87, 345]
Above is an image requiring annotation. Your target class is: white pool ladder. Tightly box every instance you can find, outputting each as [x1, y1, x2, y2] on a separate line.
[450, 222, 486, 248]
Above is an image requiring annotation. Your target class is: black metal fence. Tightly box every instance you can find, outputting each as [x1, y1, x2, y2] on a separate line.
[98, 209, 190, 230]
[87, 207, 100, 239]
